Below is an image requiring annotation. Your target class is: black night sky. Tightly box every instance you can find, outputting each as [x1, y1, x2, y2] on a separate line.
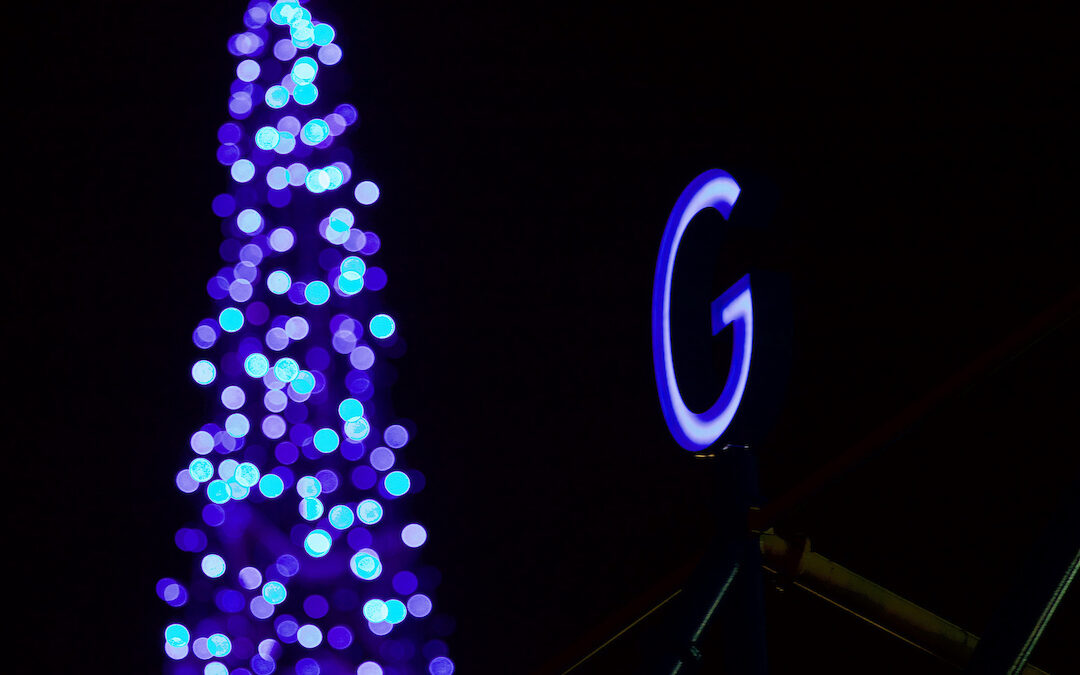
[15, 2, 1078, 673]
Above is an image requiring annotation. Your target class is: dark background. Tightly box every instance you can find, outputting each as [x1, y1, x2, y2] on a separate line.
[15, 1, 1077, 673]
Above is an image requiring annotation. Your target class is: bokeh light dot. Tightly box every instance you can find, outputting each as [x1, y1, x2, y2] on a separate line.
[262, 581, 287, 605]
[354, 181, 380, 205]
[385, 599, 407, 624]
[205, 662, 228, 675]
[350, 346, 375, 370]
[328, 504, 355, 529]
[384, 471, 410, 496]
[237, 58, 260, 82]
[192, 360, 217, 385]
[293, 83, 318, 105]
[356, 499, 383, 525]
[226, 413, 251, 438]
[202, 554, 226, 578]
[296, 624, 322, 649]
[219, 307, 245, 332]
[313, 428, 339, 453]
[274, 357, 300, 382]
[239, 566, 263, 590]
[299, 496, 324, 521]
[318, 43, 342, 66]
[245, 353, 270, 377]
[362, 599, 389, 623]
[255, 126, 280, 150]
[269, 227, 295, 252]
[165, 623, 190, 648]
[384, 424, 409, 448]
[207, 479, 232, 504]
[402, 523, 428, 548]
[259, 473, 285, 498]
[207, 633, 232, 657]
[267, 270, 292, 294]
[407, 594, 432, 618]
[291, 57, 318, 85]
[369, 314, 395, 339]
[189, 458, 214, 483]
[313, 23, 335, 46]
[304, 529, 332, 557]
[350, 551, 382, 581]
[304, 280, 331, 305]
[266, 85, 289, 108]
[221, 385, 246, 410]
[337, 398, 364, 420]
[231, 159, 256, 183]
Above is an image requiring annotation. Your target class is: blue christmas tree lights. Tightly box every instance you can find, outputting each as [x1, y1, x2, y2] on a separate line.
[160, 3, 453, 673]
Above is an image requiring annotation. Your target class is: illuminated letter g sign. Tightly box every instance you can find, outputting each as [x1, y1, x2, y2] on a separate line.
[652, 169, 753, 451]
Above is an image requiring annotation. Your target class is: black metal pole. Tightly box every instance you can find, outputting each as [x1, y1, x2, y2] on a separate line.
[665, 444, 768, 674]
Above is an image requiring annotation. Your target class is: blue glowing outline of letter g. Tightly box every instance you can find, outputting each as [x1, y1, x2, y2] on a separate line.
[652, 169, 753, 451]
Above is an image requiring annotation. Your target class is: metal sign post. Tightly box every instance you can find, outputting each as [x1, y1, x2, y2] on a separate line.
[652, 170, 770, 673]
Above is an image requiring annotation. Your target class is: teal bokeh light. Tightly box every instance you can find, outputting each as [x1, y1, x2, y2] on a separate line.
[339, 270, 364, 295]
[291, 56, 318, 85]
[164, 623, 190, 648]
[274, 357, 300, 382]
[207, 633, 232, 657]
[350, 551, 382, 581]
[191, 360, 217, 385]
[356, 499, 383, 525]
[258, 473, 285, 498]
[293, 83, 318, 105]
[267, 270, 292, 294]
[219, 307, 245, 332]
[262, 580, 287, 605]
[231, 159, 255, 183]
[384, 471, 410, 496]
[363, 599, 389, 623]
[189, 458, 214, 483]
[225, 413, 250, 438]
[244, 352, 270, 377]
[369, 314, 395, 339]
[341, 256, 366, 275]
[385, 599, 407, 624]
[304, 168, 329, 192]
[275, 131, 296, 154]
[207, 479, 231, 504]
[255, 126, 280, 150]
[235, 462, 260, 487]
[344, 416, 370, 441]
[304, 280, 331, 305]
[265, 85, 289, 108]
[313, 427, 340, 453]
[324, 165, 344, 189]
[301, 118, 330, 145]
[329, 504, 355, 529]
[313, 23, 335, 46]
[291, 370, 316, 394]
[201, 554, 226, 578]
[170, 4, 450, 665]
[337, 398, 364, 420]
[304, 529, 332, 557]
[330, 207, 354, 230]
[300, 496, 324, 521]
[297, 475, 322, 498]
